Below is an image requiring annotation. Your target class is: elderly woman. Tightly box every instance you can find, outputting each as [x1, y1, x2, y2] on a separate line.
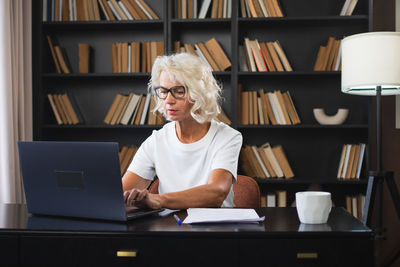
[122, 53, 242, 209]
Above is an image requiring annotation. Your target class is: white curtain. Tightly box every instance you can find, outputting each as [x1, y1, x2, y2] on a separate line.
[0, 0, 32, 204]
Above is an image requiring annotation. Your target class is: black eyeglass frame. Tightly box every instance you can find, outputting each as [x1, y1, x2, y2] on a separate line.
[153, 86, 186, 100]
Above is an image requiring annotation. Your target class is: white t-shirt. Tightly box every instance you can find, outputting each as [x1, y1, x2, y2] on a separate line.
[127, 120, 243, 207]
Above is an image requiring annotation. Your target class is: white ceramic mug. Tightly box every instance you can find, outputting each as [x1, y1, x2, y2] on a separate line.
[296, 191, 332, 224]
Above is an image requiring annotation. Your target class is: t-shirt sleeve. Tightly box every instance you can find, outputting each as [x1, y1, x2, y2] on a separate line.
[127, 133, 156, 180]
[211, 130, 243, 181]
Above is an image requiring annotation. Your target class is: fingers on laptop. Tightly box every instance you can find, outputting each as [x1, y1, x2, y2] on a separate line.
[125, 189, 149, 206]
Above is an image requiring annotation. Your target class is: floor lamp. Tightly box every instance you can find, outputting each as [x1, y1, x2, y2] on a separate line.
[341, 32, 400, 263]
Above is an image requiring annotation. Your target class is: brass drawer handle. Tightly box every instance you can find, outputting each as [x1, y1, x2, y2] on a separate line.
[116, 250, 137, 258]
[297, 252, 318, 259]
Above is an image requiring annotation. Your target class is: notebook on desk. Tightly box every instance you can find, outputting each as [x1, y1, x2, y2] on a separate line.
[17, 141, 163, 222]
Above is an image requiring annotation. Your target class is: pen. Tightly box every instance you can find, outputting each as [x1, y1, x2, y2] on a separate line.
[173, 214, 182, 226]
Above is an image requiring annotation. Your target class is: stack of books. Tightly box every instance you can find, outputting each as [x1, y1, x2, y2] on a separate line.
[240, 0, 284, 18]
[240, 38, 292, 72]
[111, 41, 164, 73]
[239, 88, 300, 125]
[240, 142, 294, 179]
[46, 35, 71, 74]
[177, 0, 232, 19]
[260, 191, 287, 207]
[119, 145, 138, 175]
[337, 143, 366, 180]
[47, 93, 84, 125]
[345, 194, 365, 220]
[339, 0, 359, 16]
[174, 38, 231, 71]
[104, 93, 164, 126]
[43, 0, 159, 22]
[313, 37, 342, 71]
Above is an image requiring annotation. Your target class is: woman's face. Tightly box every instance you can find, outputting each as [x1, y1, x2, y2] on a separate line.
[159, 71, 193, 122]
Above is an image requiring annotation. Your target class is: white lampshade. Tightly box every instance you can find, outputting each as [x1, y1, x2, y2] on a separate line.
[341, 32, 400, 96]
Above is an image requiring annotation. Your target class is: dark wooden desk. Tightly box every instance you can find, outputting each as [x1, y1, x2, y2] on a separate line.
[0, 204, 372, 266]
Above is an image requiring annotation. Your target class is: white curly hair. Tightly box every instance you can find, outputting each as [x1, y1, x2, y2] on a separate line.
[148, 53, 222, 123]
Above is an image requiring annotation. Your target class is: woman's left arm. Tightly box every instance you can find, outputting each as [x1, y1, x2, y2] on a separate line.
[131, 169, 233, 210]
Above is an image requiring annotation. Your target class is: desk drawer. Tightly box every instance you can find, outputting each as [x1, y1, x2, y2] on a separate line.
[0, 236, 18, 266]
[20, 236, 238, 267]
[239, 238, 372, 267]
[20, 236, 154, 266]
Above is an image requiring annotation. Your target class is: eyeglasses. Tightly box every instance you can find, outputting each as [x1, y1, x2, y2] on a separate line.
[153, 86, 186, 100]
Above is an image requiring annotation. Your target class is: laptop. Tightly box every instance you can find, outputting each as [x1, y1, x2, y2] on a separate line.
[17, 141, 163, 222]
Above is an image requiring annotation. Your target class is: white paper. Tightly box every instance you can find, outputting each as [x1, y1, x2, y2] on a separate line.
[183, 208, 265, 224]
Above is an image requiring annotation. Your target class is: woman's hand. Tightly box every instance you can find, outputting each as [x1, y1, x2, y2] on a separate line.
[124, 188, 163, 210]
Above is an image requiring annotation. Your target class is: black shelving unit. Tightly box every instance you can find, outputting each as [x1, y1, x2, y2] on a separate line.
[32, 0, 372, 208]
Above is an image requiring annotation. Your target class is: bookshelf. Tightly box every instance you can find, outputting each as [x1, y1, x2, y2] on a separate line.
[33, 0, 371, 209]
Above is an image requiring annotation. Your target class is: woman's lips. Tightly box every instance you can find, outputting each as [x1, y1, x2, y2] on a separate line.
[168, 109, 177, 115]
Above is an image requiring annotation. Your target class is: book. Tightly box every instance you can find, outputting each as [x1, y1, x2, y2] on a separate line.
[356, 143, 366, 179]
[261, 142, 284, 178]
[249, 40, 267, 72]
[99, 0, 116, 20]
[136, 0, 160, 19]
[120, 93, 141, 125]
[272, 41, 292, 71]
[54, 46, 71, 74]
[340, 0, 352, 15]
[52, 94, 68, 124]
[79, 43, 90, 73]
[266, 41, 284, 71]
[139, 94, 151, 125]
[259, 42, 276, 71]
[196, 42, 220, 71]
[136, 0, 159, 19]
[244, 38, 257, 72]
[267, 193, 276, 207]
[119, 1, 134, 20]
[272, 145, 294, 179]
[46, 35, 62, 74]
[337, 144, 347, 179]
[104, 93, 123, 124]
[350, 144, 361, 179]
[204, 38, 231, 71]
[110, 94, 129, 125]
[47, 94, 63, 125]
[57, 94, 73, 124]
[277, 190, 287, 207]
[198, 0, 212, 18]
[341, 144, 351, 179]
[282, 91, 300, 124]
[257, 147, 276, 177]
[61, 93, 80, 124]
[344, 144, 356, 179]
[346, 0, 359, 16]
[251, 145, 270, 178]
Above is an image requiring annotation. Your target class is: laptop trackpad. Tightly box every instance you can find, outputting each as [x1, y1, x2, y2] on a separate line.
[55, 170, 84, 189]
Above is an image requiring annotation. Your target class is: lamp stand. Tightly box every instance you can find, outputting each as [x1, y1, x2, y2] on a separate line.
[361, 86, 400, 265]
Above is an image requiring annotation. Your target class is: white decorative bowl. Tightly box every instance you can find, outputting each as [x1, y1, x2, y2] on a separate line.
[296, 191, 332, 224]
[313, 108, 349, 125]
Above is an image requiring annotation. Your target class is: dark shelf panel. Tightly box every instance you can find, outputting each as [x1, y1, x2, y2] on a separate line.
[42, 124, 163, 129]
[171, 18, 231, 23]
[238, 124, 368, 129]
[42, 20, 164, 30]
[238, 71, 340, 76]
[254, 178, 368, 185]
[42, 72, 231, 79]
[238, 15, 368, 23]
[42, 72, 230, 79]
[42, 73, 151, 79]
